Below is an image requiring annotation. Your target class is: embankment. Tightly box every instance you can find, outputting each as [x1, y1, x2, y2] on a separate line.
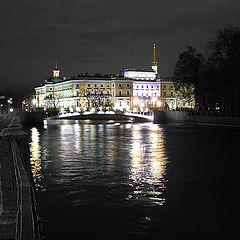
[154, 111, 240, 125]
[0, 116, 40, 240]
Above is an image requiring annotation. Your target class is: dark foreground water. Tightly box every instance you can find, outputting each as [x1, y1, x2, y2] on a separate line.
[29, 120, 240, 240]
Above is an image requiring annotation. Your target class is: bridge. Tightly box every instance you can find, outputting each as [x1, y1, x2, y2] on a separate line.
[53, 111, 154, 122]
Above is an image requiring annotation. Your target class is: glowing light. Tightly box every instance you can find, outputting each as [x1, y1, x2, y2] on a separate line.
[156, 101, 162, 107]
[151, 97, 157, 103]
[124, 70, 156, 80]
[30, 127, 42, 190]
[9, 108, 13, 112]
[133, 98, 140, 105]
[140, 102, 144, 108]
[129, 124, 167, 206]
[32, 99, 37, 105]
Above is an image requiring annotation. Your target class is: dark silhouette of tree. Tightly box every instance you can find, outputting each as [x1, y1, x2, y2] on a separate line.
[206, 26, 240, 115]
[173, 26, 240, 114]
[173, 46, 207, 110]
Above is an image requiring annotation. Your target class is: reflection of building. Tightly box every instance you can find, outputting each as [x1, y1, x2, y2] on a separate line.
[35, 45, 194, 112]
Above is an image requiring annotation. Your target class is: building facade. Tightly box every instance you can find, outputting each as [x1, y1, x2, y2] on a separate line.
[35, 45, 194, 113]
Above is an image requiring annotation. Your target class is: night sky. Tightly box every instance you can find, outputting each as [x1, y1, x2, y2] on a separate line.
[1, 0, 240, 93]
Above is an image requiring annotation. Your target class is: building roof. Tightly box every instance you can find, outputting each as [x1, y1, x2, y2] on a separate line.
[47, 76, 63, 83]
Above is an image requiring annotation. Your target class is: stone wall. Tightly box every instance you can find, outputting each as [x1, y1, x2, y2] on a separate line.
[154, 110, 240, 125]
[0, 117, 41, 240]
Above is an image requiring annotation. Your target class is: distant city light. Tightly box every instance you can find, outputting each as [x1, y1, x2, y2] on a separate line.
[9, 108, 13, 112]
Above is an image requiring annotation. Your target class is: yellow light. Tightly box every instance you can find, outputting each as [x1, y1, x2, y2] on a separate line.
[140, 102, 144, 108]
[133, 98, 139, 105]
[151, 97, 157, 103]
[32, 99, 37, 105]
[156, 101, 162, 107]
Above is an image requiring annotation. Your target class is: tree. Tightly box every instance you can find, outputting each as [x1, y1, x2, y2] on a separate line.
[206, 26, 240, 114]
[173, 46, 207, 110]
[173, 26, 240, 114]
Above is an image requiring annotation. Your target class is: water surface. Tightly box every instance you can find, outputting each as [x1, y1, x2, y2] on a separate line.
[30, 120, 240, 239]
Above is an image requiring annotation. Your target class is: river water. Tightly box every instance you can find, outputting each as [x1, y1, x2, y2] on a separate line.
[29, 120, 240, 239]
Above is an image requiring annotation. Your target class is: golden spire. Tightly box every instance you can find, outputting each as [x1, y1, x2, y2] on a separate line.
[153, 43, 157, 66]
[151, 43, 158, 74]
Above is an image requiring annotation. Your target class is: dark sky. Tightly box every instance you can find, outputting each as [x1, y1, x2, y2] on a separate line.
[1, 0, 240, 93]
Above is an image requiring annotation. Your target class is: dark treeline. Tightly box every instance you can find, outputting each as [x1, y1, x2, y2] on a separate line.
[173, 26, 240, 116]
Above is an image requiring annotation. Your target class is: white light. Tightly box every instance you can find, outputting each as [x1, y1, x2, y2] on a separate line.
[133, 98, 139, 105]
[156, 101, 162, 107]
[124, 70, 156, 80]
[9, 108, 13, 112]
[151, 97, 157, 103]
[32, 99, 37, 105]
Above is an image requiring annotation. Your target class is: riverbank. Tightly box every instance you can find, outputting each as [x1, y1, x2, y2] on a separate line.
[0, 116, 40, 239]
[154, 110, 240, 125]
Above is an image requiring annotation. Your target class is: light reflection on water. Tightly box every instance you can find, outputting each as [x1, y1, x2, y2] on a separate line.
[129, 124, 167, 205]
[29, 127, 42, 190]
[29, 121, 168, 206]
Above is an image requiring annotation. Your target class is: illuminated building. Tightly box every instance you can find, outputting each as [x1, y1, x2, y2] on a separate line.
[35, 68, 133, 112]
[35, 44, 194, 113]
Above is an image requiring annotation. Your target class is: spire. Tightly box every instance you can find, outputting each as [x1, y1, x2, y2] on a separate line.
[151, 43, 158, 74]
[55, 57, 58, 69]
[152, 43, 157, 66]
[53, 57, 60, 77]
